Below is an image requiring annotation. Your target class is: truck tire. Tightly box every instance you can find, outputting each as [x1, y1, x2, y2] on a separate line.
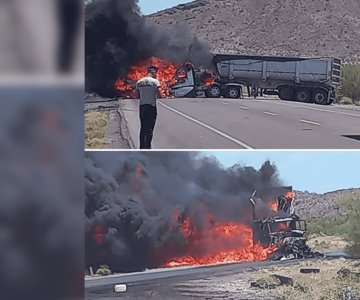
[295, 89, 311, 102]
[206, 85, 221, 98]
[225, 86, 240, 98]
[313, 89, 328, 105]
[278, 87, 294, 101]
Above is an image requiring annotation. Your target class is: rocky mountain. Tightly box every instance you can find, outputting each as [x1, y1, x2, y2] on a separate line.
[149, 0, 360, 62]
[293, 188, 360, 219]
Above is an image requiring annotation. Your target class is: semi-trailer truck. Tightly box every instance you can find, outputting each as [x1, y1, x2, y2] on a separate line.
[171, 54, 341, 105]
[249, 187, 322, 260]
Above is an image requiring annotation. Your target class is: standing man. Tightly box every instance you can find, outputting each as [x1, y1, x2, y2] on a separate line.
[136, 66, 161, 149]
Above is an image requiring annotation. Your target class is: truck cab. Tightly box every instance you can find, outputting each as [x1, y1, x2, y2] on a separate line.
[171, 64, 197, 98]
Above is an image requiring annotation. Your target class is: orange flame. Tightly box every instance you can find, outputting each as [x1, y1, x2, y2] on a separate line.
[92, 224, 105, 246]
[285, 191, 295, 200]
[134, 165, 143, 178]
[269, 200, 278, 212]
[164, 214, 276, 267]
[203, 73, 215, 87]
[115, 57, 180, 98]
[279, 223, 289, 231]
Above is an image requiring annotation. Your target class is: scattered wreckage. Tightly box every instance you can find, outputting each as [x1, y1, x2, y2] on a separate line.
[249, 187, 323, 261]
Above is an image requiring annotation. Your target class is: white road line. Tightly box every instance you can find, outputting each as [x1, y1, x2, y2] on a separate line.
[263, 111, 277, 116]
[159, 102, 254, 149]
[300, 119, 321, 126]
[239, 106, 249, 110]
[269, 101, 360, 118]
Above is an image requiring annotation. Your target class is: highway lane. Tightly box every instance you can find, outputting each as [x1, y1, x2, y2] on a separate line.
[85, 252, 345, 299]
[120, 97, 360, 149]
[85, 260, 293, 288]
[85, 259, 300, 300]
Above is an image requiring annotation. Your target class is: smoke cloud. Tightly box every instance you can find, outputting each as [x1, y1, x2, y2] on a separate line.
[85, 0, 213, 97]
[0, 88, 83, 300]
[85, 152, 288, 272]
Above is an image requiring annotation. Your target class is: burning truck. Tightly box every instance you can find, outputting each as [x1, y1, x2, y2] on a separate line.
[115, 54, 341, 105]
[249, 187, 322, 261]
[86, 0, 340, 105]
[86, 184, 321, 273]
[170, 54, 341, 105]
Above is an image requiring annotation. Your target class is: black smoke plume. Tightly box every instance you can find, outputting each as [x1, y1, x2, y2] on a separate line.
[85, 0, 213, 97]
[0, 90, 83, 300]
[85, 152, 288, 273]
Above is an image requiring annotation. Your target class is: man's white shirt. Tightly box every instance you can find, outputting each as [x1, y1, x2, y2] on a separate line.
[136, 76, 161, 107]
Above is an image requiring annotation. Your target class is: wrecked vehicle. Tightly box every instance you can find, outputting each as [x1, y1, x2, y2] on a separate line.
[249, 187, 323, 260]
[171, 54, 341, 105]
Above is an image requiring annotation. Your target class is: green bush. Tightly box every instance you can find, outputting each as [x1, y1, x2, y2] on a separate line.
[96, 264, 112, 276]
[339, 96, 354, 105]
[340, 64, 360, 102]
[307, 216, 349, 236]
[341, 194, 360, 258]
[306, 192, 360, 258]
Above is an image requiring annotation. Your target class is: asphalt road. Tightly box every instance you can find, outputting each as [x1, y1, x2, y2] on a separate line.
[85, 259, 297, 299]
[120, 97, 360, 149]
[85, 252, 346, 299]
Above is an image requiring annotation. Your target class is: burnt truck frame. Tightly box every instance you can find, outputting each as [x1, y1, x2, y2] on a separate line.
[249, 188, 321, 260]
[171, 54, 341, 105]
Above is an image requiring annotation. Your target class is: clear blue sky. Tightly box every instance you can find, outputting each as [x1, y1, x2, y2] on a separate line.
[138, 0, 192, 15]
[203, 151, 360, 194]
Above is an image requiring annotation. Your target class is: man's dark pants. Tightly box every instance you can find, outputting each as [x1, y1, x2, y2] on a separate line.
[139, 104, 157, 149]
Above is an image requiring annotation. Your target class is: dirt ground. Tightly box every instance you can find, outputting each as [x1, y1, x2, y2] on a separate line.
[253, 258, 360, 299]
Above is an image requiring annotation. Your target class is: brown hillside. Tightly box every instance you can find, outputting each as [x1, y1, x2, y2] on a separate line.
[149, 0, 360, 62]
[293, 188, 360, 219]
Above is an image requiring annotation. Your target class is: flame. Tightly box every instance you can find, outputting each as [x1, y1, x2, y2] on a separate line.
[115, 57, 179, 98]
[92, 224, 105, 246]
[285, 191, 295, 200]
[279, 223, 289, 231]
[269, 200, 278, 212]
[132, 165, 145, 194]
[203, 73, 215, 87]
[164, 214, 276, 267]
[134, 165, 143, 178]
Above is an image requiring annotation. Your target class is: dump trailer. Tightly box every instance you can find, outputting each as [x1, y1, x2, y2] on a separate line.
[171, 54, 341, 105]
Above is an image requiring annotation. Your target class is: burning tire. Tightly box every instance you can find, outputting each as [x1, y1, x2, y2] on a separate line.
[295, 89, 311, 102]
[225, 86, 241, 99]
[278, 86, 295, 101]
[206, 85, 221, 98]
[313, 89, 329, 105]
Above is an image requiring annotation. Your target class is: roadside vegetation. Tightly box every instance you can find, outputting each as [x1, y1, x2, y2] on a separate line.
[306, 192, 360, 258]
[85, 111, 109, 149]
[338, 64, 360, 105]
[95, 265, 112, 276]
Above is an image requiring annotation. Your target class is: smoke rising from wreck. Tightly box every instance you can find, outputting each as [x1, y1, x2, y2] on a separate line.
[85, 0, 213, 97]
[85, 152, 289, 272]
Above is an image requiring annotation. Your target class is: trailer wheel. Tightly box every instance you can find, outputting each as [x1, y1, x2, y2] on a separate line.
[206, 85, 221, 98]
[225, 86, 240, 98]
[313, 89, 328, 105]
[278, 87, 294, 101]
[295, 89, 311, 102]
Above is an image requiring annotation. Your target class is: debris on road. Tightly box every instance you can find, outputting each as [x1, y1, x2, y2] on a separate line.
[114, 284, 127, 293]
[251, 274, 294, 289]
[299, 268, 320, 274]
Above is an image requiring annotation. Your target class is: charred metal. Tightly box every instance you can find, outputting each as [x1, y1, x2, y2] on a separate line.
[249, 187, 323, 261]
